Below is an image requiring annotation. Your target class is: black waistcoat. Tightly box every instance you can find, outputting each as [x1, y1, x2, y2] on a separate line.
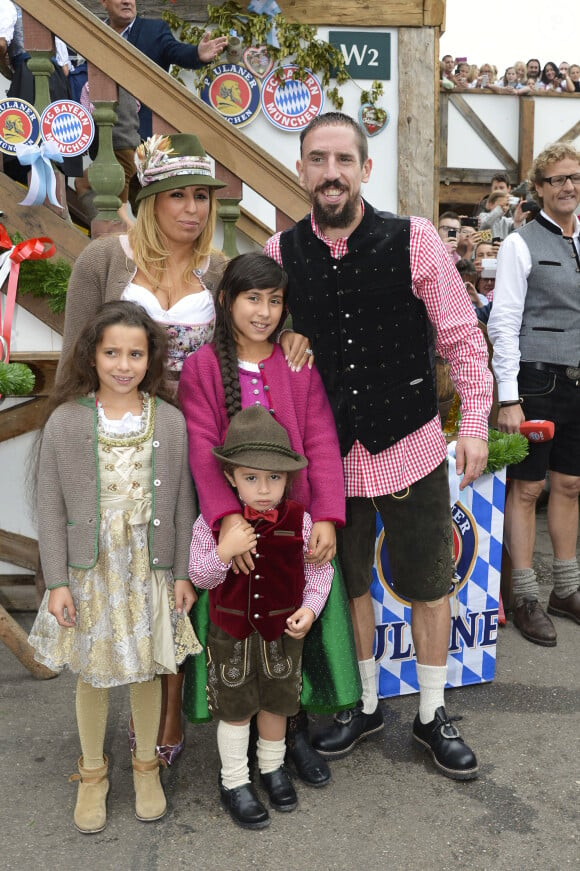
[280, 202, 437, 455]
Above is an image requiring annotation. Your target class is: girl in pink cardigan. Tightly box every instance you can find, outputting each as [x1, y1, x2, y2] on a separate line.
[179, 253, 361, 788]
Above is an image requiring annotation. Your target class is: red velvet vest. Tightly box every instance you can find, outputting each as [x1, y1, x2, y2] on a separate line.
[210, 500, 306, 642]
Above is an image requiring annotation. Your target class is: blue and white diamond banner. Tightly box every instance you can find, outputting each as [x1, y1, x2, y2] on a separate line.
[372, 467, 506, 698]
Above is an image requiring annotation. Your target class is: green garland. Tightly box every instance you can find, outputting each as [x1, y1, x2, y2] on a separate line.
[10, 233, 70, 314]
[162, 0, 386, 121]
[0, 361, 35, 396]
[485, 428, 528, 474]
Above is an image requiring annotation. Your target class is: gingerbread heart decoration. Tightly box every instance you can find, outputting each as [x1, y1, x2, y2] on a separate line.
[243, 46, 274, 79]
[359, 103, 389, 137]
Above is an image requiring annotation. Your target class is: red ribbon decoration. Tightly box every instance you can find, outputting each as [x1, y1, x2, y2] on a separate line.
[0, 224, 56, 364]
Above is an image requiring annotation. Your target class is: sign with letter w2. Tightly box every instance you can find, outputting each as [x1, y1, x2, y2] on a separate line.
[328, 32, 391, 80]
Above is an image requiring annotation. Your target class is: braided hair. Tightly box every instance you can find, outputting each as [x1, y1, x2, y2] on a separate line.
[214, 253, 288, 420]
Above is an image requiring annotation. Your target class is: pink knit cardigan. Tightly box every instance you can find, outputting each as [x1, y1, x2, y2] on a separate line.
[178, 343, 345, 530]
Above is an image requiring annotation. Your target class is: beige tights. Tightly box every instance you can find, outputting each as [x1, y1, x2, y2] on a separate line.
[75, 676, 161, 768]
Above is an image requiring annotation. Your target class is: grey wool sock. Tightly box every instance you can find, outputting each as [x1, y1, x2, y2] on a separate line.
[512, 567, 539, 608]
[552, 558, 580, 599]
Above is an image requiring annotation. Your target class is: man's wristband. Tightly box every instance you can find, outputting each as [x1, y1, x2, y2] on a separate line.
[498, 398, 523, 408]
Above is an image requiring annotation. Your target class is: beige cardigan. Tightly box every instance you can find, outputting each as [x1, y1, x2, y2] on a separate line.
[37, 396, 197, 589]
[58, 234, 225, 378]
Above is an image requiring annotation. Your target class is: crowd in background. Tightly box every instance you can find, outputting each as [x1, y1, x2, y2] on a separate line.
[441, 55, 580, 94]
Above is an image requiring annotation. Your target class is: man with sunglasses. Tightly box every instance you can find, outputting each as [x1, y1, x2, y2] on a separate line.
[488, 143, 580, 645]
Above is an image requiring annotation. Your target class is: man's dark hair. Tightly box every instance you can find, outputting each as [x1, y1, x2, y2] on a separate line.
[299, 112, 368, 165]
[491, 172, 510, 187]
[439, 210, 460, 223]
[455, 258, 477, 281]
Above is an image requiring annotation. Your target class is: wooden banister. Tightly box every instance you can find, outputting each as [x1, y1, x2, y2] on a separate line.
[18, 0, 309, 223]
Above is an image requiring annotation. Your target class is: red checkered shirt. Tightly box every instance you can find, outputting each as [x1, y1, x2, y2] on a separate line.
[265, 207, 492, 497]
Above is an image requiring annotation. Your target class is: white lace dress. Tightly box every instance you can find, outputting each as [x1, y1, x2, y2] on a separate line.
[29, 397, 201, 688]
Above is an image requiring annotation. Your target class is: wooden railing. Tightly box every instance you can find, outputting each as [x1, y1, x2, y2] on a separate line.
[18, 0, 309, 235]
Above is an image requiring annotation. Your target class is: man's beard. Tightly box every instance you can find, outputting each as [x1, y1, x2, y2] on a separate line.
[311, 184, 359, 230]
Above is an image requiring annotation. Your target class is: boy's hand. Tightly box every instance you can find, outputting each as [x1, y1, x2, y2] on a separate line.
[285, 607, 315, 639]
[219, 513, 255, 574]
[174, 580, 198, 614]
[48, 586, 77, 627]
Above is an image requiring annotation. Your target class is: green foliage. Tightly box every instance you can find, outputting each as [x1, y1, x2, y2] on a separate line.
[0, 361, 35, 395]
[485, 428, 529, 474]
[10, 233, 70, 313]
[162, 0, 385, 115]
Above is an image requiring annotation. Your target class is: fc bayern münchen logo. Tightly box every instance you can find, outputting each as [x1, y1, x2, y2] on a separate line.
[375, 502, 478, 606]
[261, 65, 324, 131]
[0, 99, 40, 154]
[40, 101, 95, 155]
[199, 63, 261, 128]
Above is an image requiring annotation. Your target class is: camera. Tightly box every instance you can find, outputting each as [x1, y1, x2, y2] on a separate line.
[481, 258, 497, 278]
[461, 217, 479, 228]
[508, 196, 519, 206]
[447, 228, 457, 238]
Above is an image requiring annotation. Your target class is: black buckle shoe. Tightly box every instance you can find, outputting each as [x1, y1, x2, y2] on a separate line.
[260, 767, 298, 812]
[286, 729, 331, 787]
[219, 781, 270, 830]
[312, 701, 385, 759]
[412, 706, 478, 781]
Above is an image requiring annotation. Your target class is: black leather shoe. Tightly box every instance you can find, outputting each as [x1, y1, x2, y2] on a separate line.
[260, 767, 298, 812]
[412, 706, 478, 781]
[219, 781, 270, 830]
[312, 701, 384, 759]
[513, 599, 557, 646]
[286, 729, 331, 787]
[547, 588, 580, 624]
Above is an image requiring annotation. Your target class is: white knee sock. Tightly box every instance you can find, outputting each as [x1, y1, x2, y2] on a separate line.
[217, 721, 250, 790]
[416, 663, 447, 725]
[358, 658, 378, 714]
[257, 737, 286, 775]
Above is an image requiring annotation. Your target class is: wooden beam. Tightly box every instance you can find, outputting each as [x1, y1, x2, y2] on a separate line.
[440, 168, 518, 185]
[439, 182, 489, 207]
[18, 0, 310, 223]
[449, 94, 518, 174]
[398, 27, 437, 219]
[557, 119, 580, 144]
[518, 97, 534, 183]
[0, 530, 39, 572]
[0, 397, 48, 442]
[258, 0, 425, 26]
[424, 0, 446, 27]
[0, 574, 35, 586]
[8, 353, 60, 397]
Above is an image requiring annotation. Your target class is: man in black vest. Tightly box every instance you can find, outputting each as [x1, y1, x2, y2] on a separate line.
[265, 113, 492, 781]
[488, 142, 580, 646]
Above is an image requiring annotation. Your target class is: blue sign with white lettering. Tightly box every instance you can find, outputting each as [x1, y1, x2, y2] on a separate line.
[329, 31, 391, 80]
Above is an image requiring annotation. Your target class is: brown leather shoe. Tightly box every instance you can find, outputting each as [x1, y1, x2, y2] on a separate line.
[513, 600, 557, 646]
[547, 588, 580, 624]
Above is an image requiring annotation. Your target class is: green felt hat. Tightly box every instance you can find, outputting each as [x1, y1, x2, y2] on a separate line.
[135, 133, 225, 202]
[212, 407, 308, 472]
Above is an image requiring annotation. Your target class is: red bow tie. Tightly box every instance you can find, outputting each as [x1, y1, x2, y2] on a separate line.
[243, 505, 278, 523]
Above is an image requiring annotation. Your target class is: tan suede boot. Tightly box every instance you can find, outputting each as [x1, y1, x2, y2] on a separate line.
[69, 756, 109, 834]
[132, 755, 167, 822]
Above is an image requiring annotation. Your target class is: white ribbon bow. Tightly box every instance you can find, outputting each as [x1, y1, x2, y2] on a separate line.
[15, 141, 64, 208]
